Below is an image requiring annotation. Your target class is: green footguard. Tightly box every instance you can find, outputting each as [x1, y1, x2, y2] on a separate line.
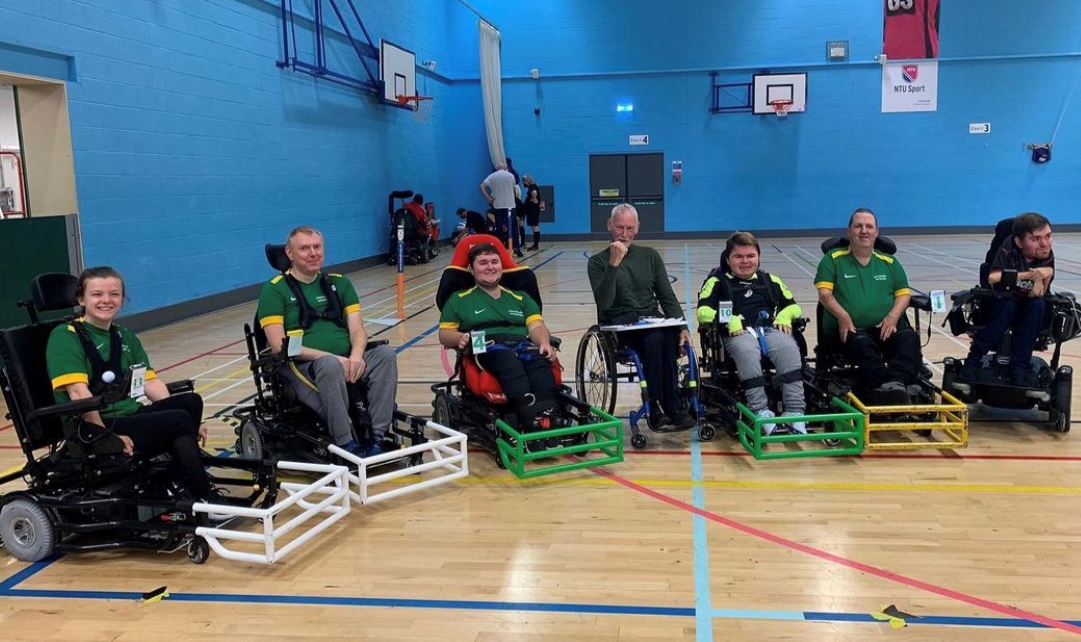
[495, 406, 624, 478]
[735, 397, 865, 460]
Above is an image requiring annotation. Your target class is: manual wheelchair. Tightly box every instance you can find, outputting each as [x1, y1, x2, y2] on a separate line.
[0, 274, 309, 564]
[430, 235, 623, 477]
[940, 217, 1080, 433]
[234, 243, 429, 467]
[574, 318, 714, 450]
[811, 235, 968, 451]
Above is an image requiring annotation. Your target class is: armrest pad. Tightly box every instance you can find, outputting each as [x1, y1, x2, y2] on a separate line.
[27, 395, 105, 422]
[166, 380, 194, 395]
[908, 293, 932, 312]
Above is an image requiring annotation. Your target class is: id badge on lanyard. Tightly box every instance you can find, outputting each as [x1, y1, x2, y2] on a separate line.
[130, 363, 147, 398]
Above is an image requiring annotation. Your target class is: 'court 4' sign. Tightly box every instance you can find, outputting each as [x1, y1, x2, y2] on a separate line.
[629, 134, 649, 145]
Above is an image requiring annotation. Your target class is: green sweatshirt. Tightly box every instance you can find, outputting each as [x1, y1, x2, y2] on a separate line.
[587, 244, 684, 323]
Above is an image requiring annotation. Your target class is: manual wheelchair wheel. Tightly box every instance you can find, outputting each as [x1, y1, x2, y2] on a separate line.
[0, 498, 56, 563]
[575, 327, 617, 415]
[630, 433, 648, 450]
[698, 423, 717, 442]
[187, 536, 210, 565]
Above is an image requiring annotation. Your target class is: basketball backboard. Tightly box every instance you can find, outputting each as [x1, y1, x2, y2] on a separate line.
[379, 39, 415, 108]
[752, 73, 807, 115]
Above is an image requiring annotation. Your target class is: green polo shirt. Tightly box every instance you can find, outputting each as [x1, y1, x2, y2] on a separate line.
[814, 248, 911, 333]
[256, 272, 361, 356]
[46, 320, 156, 418]
[439, 286, 543, 339]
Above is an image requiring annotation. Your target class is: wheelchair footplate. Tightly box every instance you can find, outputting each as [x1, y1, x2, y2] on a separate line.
[846, 388, 969, 451]
[494, 393, 624, 479]
[734, 398, 865, 461]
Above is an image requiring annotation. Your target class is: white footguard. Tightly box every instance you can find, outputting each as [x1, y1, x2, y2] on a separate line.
[192, 461, 351, 564]
[329, 420, 468, 505]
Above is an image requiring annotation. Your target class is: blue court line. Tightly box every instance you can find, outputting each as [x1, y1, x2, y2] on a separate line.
[3, 583, 1080, 630]
[0, 558, 57, 591]
[0, 587, 692, 617]
[686, 245, 714, 642]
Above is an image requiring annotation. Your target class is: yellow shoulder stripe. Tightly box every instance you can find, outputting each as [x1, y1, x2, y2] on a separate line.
[829, 248, 852, 259]
[270, 275, 283, 284]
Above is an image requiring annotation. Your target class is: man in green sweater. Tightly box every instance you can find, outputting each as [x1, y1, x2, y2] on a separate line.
[587, 204, 692, 430]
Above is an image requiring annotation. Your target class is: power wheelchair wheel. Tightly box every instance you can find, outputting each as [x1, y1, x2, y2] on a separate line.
[0, 497, 56, 563]
[431, 392, 452, 427]
[575, 327, 617, 415]
[1051, 366, 1072, 433]
[187, 536, 210, 564]
[238, 421, 264, 460]
[630, 433, 648, 450]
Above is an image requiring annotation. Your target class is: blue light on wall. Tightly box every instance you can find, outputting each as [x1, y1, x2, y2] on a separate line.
[616, 103, 634, 113]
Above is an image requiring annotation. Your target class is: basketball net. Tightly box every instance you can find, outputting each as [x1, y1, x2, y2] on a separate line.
[397, 95, 433, 123]
[770, 100, 793, 120]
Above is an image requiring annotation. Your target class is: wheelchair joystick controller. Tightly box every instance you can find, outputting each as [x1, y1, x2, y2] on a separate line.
[102, 371, 116, 383]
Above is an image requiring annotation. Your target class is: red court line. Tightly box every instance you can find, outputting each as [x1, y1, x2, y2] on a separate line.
[0, 423, 12, 433]
[626, 449, 1081, 462]
[593, 467, 1081, 636]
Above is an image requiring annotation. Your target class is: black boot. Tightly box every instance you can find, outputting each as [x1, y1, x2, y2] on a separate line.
[528, 231, 540, 250]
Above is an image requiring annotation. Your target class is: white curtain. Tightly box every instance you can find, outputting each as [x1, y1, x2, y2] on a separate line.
[478, 20, 505, 168]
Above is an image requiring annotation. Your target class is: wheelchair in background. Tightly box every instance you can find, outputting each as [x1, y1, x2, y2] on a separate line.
[0, 274, 284, 564]
[386, 189, 435, 266]
[941, 218, 1080, 432]
[431, 235, 623, 477]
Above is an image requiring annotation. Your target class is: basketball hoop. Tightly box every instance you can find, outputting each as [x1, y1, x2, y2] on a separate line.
[396, 95, 434, 122]
[769, 99, 793, 120]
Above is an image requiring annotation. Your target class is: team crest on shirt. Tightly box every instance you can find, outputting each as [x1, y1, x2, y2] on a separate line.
[902, 65, 919, 83]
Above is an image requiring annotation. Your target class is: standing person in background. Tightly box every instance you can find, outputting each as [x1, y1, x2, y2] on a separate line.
[523, 174, 542, 250]
[480, 163, 523, 258]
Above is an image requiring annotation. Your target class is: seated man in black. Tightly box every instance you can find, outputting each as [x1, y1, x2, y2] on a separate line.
[960, 212, 1055, 387]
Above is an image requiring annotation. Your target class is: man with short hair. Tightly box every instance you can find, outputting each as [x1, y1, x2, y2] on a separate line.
[257, 226, 399, 457]
[814, 208, 922, 402]
[479, 163, 523, 258]
[587, 204, 693, 429]
[960, 212, 1055, 387]
[522, 174, 542, 250]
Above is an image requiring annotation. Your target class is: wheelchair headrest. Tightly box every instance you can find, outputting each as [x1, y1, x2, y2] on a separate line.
[820, 235, 897, 256]
[265, 244, 291, 273]
[31, 273, 79, 312]
[984, 217, 1017, 267]
[436, 234, 541, 311]
[388, 189, 413, 215]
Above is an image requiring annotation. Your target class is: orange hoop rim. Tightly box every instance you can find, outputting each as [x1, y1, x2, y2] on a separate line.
[395, 95, 434, 106]
[769, 99, 793, 118]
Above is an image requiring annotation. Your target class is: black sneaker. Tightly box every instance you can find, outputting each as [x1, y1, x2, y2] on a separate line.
[199, 488, 233, 523]
[647, 411, 674, 430]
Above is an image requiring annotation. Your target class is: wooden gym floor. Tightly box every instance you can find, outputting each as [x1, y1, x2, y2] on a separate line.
[2, 234, 1081, 641]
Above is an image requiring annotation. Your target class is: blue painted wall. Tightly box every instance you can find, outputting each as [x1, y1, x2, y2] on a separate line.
[0, 0, 455, 314]
[463, 0, 1081, 236]
[2, 0, 1080, 313]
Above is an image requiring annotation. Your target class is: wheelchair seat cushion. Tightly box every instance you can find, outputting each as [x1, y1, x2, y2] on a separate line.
[460, 354, 563, 405]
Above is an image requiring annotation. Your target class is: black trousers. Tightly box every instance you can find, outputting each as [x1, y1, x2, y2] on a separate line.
[476, 349, 558, 409]
[617, 326, 684, 415]
[110, 393, 211, 496]
[838, 326, 922, 390]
